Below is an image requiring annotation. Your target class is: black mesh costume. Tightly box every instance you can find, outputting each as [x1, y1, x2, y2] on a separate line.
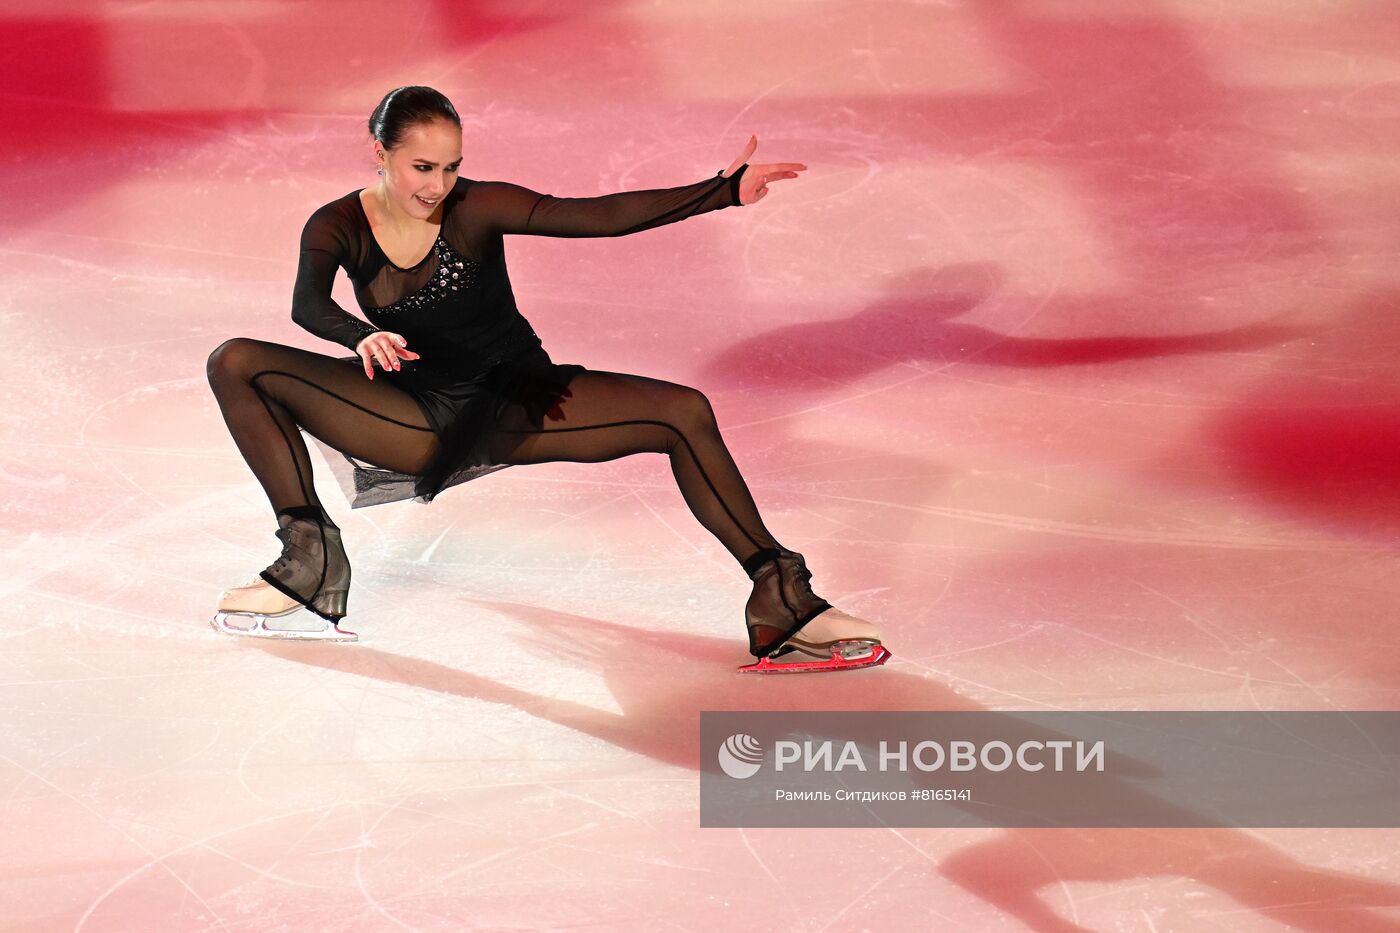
[206, 161, 828, 646]
[294, 164, 750, 508]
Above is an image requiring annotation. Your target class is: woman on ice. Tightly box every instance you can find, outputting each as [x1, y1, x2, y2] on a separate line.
[206, 86, 888, 673]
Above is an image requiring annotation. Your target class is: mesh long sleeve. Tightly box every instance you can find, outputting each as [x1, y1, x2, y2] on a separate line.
[291, 207, 381, 351]
[476, 164, 748, 238]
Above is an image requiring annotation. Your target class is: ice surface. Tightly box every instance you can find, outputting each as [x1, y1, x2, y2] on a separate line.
[3, 1, 1399, 929]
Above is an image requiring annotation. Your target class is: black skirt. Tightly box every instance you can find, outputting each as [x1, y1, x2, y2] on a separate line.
[311, 344, 586, 509]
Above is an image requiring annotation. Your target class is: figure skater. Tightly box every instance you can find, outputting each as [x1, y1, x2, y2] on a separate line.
[205, 86, 889, 673]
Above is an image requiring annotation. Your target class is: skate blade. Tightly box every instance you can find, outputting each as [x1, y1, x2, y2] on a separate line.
[737, 642, 890, 674]
[210, 610, 358, 642]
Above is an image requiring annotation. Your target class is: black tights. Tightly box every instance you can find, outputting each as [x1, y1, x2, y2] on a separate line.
[206, 337, 784, 571]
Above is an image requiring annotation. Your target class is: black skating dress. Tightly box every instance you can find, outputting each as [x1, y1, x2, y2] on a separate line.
[292, 164, 748, 507]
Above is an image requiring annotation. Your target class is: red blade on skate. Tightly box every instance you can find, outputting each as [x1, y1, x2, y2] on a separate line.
[736, 644, 890, 674]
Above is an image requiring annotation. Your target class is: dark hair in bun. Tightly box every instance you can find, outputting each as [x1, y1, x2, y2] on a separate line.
[368, 86, 461, 150]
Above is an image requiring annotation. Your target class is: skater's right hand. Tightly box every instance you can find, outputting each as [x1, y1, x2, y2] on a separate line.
[356, 332, 421, 379]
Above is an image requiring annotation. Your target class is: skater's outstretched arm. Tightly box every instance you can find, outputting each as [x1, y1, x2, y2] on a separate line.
[472, 135, 806, 238]
[470, 169, 742, 239]
[291, 206, 381, 351]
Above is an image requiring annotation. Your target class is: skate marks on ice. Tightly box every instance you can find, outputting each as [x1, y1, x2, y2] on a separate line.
[232, 600, 1400, 931]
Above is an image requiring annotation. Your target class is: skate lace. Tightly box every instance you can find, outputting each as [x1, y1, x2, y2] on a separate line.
[269, 526, 296, 575]
[786, 559, 816, 597]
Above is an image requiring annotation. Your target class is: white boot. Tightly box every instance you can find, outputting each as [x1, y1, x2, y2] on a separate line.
[738, 548, 890, 673]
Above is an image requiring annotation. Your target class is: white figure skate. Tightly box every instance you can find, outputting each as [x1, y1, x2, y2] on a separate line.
[211, 577, 358, 641]
[211, 512, 357, 642]
[737, 548, 890, 674]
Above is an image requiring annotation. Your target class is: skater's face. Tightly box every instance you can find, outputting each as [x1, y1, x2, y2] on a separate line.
[375, 119, 462, 216]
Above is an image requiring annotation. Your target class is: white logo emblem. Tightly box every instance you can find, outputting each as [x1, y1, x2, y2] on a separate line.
[718, 733, 763, 779]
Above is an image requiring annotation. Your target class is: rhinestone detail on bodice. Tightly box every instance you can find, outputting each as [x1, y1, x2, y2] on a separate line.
[372, 236, 483, 316]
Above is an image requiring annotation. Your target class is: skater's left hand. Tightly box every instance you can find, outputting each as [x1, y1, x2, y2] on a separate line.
[721, 135, 806, 206]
